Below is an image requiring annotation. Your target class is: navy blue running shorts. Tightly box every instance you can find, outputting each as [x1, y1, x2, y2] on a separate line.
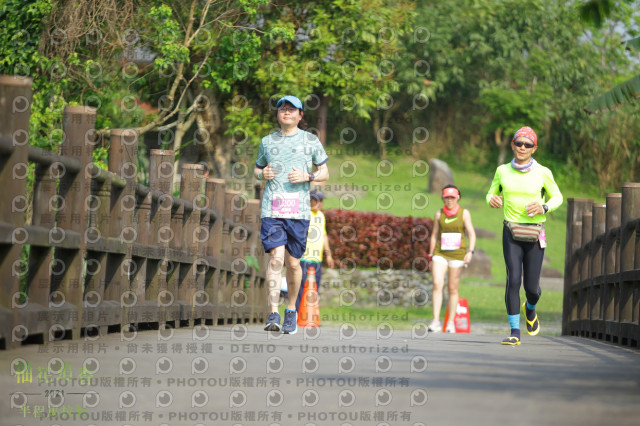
[260, 217, 310, 259]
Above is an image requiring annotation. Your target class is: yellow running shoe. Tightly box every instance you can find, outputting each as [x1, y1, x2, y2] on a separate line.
[523, 302, 540, 336]
[501, 336, 521, 345]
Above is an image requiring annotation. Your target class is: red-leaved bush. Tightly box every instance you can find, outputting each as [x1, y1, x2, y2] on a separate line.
[324, 209, 433, 271]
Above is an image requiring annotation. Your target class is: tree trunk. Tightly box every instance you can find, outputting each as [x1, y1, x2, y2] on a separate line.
[316, 94, 329, 145]
[172, 121, 189, 194]
[495, 127, 508, 165]
[171, 103, 197, 193]
[374, 113, 387, 160]
[195, 89, 230, 179]
[382, 107, 393, 149]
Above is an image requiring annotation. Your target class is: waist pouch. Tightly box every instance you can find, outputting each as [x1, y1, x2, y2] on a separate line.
[505, 221, 543, 242]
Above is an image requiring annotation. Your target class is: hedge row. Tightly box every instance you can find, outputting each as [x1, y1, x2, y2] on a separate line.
[324, 209, 434, 271]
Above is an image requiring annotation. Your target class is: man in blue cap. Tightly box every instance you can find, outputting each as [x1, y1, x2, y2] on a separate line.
[254, 95, 330, 334]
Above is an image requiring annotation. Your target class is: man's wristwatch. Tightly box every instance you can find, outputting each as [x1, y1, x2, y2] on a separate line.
[542, 204, 549, 214]
[308, 172, 315, 182]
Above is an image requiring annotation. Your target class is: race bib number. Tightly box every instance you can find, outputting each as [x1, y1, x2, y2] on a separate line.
[272, 193, 300, 218]
[441, 233, 462, 251]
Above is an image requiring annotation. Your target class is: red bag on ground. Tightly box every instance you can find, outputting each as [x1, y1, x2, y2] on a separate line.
[443, 298, 471, 333]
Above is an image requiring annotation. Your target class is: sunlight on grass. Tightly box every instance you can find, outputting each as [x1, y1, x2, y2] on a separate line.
[282, 282, 563, 331]
[318, 153, 598, 284]
[301, 152, 576, 328]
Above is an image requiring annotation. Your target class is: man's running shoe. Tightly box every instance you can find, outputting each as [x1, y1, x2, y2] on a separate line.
[264, 312, 281, 332]
[281, 310, 298, 334]
[427, 320, 442, 332]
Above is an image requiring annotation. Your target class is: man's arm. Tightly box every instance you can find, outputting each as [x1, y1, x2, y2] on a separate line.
[255, 163, 274, 180]
[288, 162, 329, 184]
[311, 163, 329, 183]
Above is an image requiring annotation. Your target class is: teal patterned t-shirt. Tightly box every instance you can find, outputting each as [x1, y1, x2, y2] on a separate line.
[256, 130, 328, 220]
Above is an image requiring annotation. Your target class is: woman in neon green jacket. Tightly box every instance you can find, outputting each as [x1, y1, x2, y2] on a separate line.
[486, 126, 563, 345]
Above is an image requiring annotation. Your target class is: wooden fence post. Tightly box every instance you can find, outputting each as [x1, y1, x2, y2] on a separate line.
[619, 183, 640, 346]
[206, 178, 226, 324]
[562, 198, 592, 335]
[52, 105, 96, 341]
[252, 203, 267, 324]
[246, 199, 263, 323]
[590, 203, 606, 338]
[25, 161, 59, 342]
[0, 76, 32, 348]
[179, 163, 206, 325]
[108, 128, 138, 330]
[581, 212, 593, 285]
[237, 197, 259, 323]
[149, 150, 178, 326]
[603, 193, 621, 342]
[128, 137, 157, 326]
[579, 211, 593, 332]
[225, 190, 243, 324]
[169, 181, 185, 326]
[194, 180, 213, 324]
[84, 168, 112, 335]
[234, 193, 253, 324]
[570, 222, 582, 325]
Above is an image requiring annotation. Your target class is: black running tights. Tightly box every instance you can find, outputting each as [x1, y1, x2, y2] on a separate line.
[503, 224, 544, 315]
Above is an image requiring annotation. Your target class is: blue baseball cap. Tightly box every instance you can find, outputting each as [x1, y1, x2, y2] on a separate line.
[276, 95, 303, 110]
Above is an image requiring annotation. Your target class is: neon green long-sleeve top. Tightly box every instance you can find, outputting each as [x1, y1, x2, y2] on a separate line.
[485, 162, 563, 223]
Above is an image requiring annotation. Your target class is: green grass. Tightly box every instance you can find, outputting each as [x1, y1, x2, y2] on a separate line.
[297, 152, 606, 329]
[456, 282, 563, 324]
[282, 283, 563, 331]
[318, 152, 605, 284]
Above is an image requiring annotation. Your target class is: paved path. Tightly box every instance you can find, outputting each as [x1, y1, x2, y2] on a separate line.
[540, 277, 565, 291]
[1, 325, 638, 426]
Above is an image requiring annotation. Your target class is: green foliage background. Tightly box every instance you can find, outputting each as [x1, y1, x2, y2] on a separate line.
[1, 0, 639, 191]
[2, 0, 637, 326]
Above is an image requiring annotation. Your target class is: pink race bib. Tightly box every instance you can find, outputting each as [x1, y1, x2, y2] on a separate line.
[272, 193, 300, 218]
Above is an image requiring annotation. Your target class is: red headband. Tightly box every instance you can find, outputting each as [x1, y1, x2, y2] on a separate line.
[513, 126, 537, 146]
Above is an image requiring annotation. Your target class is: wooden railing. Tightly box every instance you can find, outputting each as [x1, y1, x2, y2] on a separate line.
[563, 185, 640, 348]
[0, 75, 267, 349]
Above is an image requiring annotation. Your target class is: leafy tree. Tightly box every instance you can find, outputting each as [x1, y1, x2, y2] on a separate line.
[409, 0, 640, 189]
[4, 0, 639, 190]
[478, 80, 552, 165]
[580, 0, 640, 112]
[5, 0, 291, 181]
[225, 0, 423, 161]
[0, 0, 67, 150]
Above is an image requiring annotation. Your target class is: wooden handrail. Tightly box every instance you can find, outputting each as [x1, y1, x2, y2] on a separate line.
[563, 185, 640, 348]
[0, 75, 268, 349]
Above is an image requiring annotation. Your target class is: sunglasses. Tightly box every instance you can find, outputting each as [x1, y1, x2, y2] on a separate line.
[513, 140, 535, 149]
[278, 106, 299, 113]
